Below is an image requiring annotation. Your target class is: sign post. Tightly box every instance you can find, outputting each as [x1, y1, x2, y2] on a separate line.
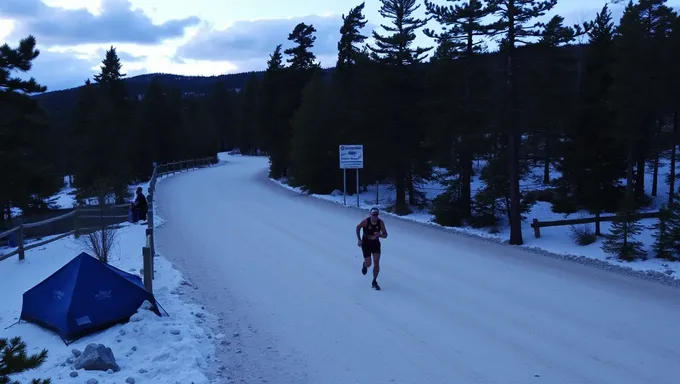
[339, 145, 364, 207]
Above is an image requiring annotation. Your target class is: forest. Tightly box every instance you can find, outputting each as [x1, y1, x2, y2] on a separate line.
[2, 0, 680, 261]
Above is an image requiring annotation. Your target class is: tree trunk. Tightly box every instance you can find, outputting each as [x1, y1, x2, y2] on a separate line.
[670, 111, 678, 208]
[652, 120, 659, 197]
[626, 137, 635, 200]
[407, 166, 417, 206]
[506, 10, 523, 246]
[460, 146, 473, 218]
[636, 155, 645, 201]
[394, 166, 408, 214]
[543, 135, 550, 185]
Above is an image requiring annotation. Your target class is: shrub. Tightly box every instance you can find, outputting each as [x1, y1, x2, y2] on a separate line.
[569, 224, 597, 246]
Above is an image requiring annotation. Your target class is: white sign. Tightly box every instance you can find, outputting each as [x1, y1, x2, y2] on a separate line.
[339, 145, 363, 169]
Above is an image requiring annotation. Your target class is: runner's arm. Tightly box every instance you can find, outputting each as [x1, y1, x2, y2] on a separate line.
[356, 219, 366, 241]
[379, 220, 388, 238]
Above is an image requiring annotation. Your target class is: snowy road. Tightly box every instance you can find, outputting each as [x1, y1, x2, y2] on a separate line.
[155, 155, 680, 384]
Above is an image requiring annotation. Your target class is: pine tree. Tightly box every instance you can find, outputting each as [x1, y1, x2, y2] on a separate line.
[601, 197, 647, 261]
[555, 5, 625, 223]
[484, 0, 566, 245]
[289, 72, 335, 193]
[368, 0, 432, 65]
[259, 45, 288, 178]
[366, 0, 433, 213]
[0, 35, 61, 220]
[0, 336, 51, 384]
[423, 0, 497, 220]
[235, 74, 261, 155]
[337, 2, 369, 70]
[651, 205, 674, 260]
[332, 2, 373, 194]
[284, 23, 319, 70]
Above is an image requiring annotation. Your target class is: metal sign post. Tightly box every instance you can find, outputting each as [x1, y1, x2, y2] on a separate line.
[339, 145, 364, 207]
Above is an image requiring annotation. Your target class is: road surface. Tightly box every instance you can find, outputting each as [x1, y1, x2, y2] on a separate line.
[155, 155, 680, 384]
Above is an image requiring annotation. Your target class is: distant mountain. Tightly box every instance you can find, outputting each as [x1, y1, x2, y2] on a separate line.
[33, 68, 335, 116]
[32, 70, 265, 116]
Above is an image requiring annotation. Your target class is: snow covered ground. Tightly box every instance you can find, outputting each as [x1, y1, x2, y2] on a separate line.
[0, 176, 219, 383]
[154, 154, 680, 384]
[271, 156, 680, 280]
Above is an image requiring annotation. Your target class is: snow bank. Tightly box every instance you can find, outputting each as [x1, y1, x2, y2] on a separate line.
[1, 188, 219, 384]
[267, 155, 680, 283]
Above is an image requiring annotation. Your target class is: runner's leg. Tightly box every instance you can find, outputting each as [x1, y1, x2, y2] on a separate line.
[361, 242, 371, 275]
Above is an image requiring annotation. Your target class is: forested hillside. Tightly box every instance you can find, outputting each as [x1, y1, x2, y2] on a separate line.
[2, 0, 680, 261]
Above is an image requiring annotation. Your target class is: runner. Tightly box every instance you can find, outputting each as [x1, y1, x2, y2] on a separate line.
[356, 207, 388, 290]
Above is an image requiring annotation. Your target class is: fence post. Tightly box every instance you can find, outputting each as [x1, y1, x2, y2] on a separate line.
[143, 246, 153, 293]
[532, 219, 541, 238]
[146, 228, 155, 279]
[17, 220, 25, 261]
[73, 208, 80, 238]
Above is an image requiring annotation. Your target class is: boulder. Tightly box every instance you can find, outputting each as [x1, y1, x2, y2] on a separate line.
[73, 343, 120, 372]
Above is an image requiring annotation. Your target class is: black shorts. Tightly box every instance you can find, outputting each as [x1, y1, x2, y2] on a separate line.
[361, 239, 381, 258]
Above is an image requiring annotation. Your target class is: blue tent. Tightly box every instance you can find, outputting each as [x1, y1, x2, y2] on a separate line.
[20, 252, 162, 344]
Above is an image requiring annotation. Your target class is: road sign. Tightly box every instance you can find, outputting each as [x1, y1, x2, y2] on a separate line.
[339, 145, 363, 169]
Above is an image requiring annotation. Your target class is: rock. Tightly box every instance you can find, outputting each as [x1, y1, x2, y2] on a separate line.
[72, 348, 82, 357]
[86, 379, 98, 384]
[73, 343, 120, 372]
[66, 357, 74, 364]
[126, 378, 136, 384]
[233, 332, 239, 337]
[131, 346, 137, 352]
[139, 368, 148, 374]
[170, 329, 181, 335]
[69, 371, 78, 378]
[119, 329, 127, 336]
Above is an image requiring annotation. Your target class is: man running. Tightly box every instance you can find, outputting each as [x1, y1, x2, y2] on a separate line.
[356, 207, 388, 290]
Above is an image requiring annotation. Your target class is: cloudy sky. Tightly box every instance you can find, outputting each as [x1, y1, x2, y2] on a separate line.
[1, 0, 678, 92]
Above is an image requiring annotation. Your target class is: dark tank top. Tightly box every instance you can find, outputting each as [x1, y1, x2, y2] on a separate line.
[363, 218, 382, 240]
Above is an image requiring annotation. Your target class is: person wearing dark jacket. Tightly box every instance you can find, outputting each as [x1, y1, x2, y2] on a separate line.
[132, 187, 148, 223]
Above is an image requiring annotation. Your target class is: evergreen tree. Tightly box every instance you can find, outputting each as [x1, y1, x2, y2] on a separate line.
[424, 0, 497, 220]
[651, 205, 674, 260]
[0, 35, 61, 221]
[612, 2, 648, 201]
[332, 2, 373, 194]
[337, 3, 369, 70]
[284, 23, 319, 70]
[601, 197, 647, 261]
[289, 72, 336, 192]
[272, 23, 321, 179]
[0, 336, 50, 384]
[72, 47, 132, 203]
[259, 45, 288, 178]
[556, 5, 625, 223]
[484, 0, 564, 245]
[526, 15, 582, 185]
[367, 0, 433, 213]
[235, 74, 261, 155]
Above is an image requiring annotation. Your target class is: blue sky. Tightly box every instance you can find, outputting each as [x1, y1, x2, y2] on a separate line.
[1, 0, 678, 92]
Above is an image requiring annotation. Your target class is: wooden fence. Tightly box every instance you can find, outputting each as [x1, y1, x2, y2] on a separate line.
[0, 156, 217, 294]
[0, 204, 130, 262]
[530, 211, 662, 238]
[139, 156, 217, 293]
